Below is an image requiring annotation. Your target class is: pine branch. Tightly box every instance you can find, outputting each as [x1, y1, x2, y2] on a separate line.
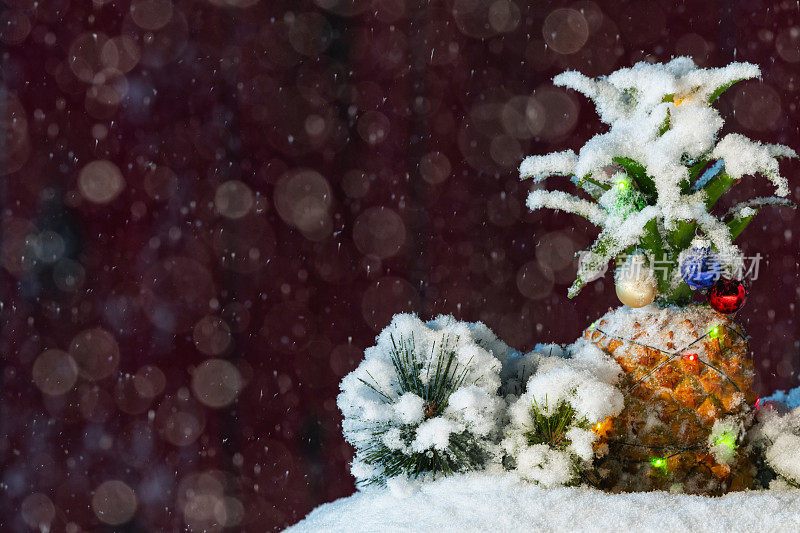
[524, 397, 588, 449]
[357, 334, 490, 485]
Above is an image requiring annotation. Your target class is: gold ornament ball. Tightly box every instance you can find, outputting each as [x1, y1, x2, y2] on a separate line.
[615, 275, 657, 308]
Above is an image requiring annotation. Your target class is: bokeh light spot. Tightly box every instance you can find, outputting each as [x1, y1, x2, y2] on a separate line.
[420, 152, 451, 185]
[193, 315, 233, 356]
[191, 359, 243, 408]
[70, 328, 120, 381]
[21, 493, 55, 530]
[33, 349, 79, 396]
[78, 160, 126, 204]
[144, 166, 179, 201]
[353, 206, 406, 259]
[134, 365, 167, 398]
[92, 480, 138, 525]
[542, 8, 589, 55]
[215, 180, 254, 219]
[130, 0, 174, 31]
[274, 169, 333, 240]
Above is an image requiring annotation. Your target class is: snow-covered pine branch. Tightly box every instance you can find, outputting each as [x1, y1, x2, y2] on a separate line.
[502, 340, 623, 487]
[552, 72, 630, 124]
[338, 314, 509, 486]
[681, 62, 761, 102]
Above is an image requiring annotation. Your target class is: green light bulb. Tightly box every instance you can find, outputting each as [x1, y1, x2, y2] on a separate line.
[715, 433, 737, 449]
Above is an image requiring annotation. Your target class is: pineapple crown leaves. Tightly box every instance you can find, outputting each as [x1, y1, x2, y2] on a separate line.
[519, 57, 798, 303]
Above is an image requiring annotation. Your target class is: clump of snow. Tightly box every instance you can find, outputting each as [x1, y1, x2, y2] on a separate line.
[288, 472, 800, 533]
[502, 341, 623, 487]
[338, 314, 508, 485]
[412, 417, 463, 452]
[526, 189, 606, 226]
[588, 303, 729, 354]
[519, 150, 578, 181]
[753, 405, 800, 488]
[520, 57, 796, 299]
[766, 433, 800, 485]
[712, 134, 796, 196]
[707, 416, 745, 466]
[512, 444, 577, 488]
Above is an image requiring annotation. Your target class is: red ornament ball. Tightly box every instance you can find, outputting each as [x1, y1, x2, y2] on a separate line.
[707, 278, 746, 314]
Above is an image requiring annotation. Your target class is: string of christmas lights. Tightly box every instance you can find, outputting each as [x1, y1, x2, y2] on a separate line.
[589, 321, 750, 471]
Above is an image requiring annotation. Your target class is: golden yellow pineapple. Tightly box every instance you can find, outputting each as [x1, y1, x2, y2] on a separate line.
[586, 305, 756, 494]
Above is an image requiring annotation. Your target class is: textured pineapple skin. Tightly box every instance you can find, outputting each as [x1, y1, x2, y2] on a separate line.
[586, 305, 756, 495]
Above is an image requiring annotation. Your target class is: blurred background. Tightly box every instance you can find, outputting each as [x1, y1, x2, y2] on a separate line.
[1, 0, 799, 530]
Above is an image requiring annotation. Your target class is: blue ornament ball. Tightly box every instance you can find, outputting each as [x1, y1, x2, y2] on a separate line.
[680, 248, 721, 290]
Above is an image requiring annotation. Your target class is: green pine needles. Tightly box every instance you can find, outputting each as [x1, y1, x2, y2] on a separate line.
[524, 398, 589, 450]
[361, 425, 489, 485]
[356, 334, 491, 485]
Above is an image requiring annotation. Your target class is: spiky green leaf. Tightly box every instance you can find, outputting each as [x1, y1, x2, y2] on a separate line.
[708, 78, 747, 104]
[703, 172, 738, 209]
[727, 214, 755, 241]
[612, 157, 657, 199]
[657, 109, 671, 136]
[639, 219, 670, 294]
[666, 220, 697, 253]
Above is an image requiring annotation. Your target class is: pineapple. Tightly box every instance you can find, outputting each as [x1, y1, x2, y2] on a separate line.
[518, 59, 796, 494]
[586, 305, 755, 494]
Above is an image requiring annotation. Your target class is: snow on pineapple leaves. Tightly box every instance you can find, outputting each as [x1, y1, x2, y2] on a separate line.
[519, 57, 798, 302]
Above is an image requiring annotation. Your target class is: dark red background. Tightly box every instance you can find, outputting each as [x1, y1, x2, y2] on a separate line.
[2, 0, 799, 530]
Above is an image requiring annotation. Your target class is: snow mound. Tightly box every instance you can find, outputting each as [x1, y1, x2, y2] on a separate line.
[288, 473, 800, 532]
[753, 406, 800, 487]
[502, 340, 624, 487]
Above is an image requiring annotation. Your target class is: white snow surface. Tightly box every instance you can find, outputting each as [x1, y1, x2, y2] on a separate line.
[288, 473, 800, 533]
[590, 303, 726, 354]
